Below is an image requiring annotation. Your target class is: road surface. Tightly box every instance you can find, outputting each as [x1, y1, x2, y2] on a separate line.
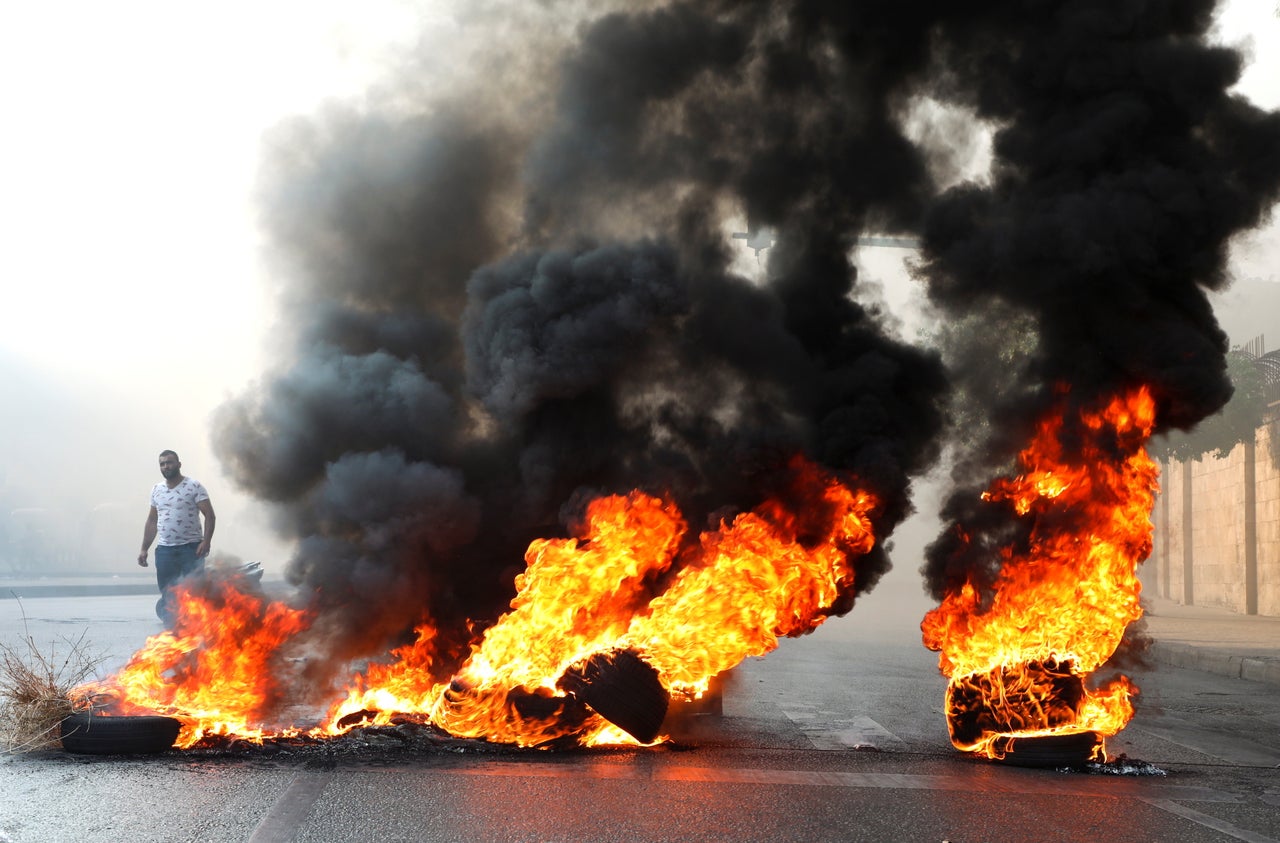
[1, 580, 1277, 843]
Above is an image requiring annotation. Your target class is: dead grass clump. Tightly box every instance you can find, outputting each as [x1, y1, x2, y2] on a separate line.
[0, 612, 105, 752]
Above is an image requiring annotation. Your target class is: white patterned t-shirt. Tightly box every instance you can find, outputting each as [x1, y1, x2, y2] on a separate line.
[151, 478, 210, 546]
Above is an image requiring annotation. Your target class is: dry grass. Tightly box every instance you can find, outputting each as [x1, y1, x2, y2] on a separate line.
[0, 601, 106, 752]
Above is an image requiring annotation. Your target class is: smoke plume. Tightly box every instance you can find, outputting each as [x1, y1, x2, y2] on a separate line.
[916, 0, 1280, 601]
[210, 0, 1279, 695]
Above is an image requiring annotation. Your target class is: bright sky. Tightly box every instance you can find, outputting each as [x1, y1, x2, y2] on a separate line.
[1, 1, 1277, 565]
[1, 0, 1272, 377]
[1215, 0, 1280, 281]
[0, 0, 445, 560]
[0, 1, 438, 382]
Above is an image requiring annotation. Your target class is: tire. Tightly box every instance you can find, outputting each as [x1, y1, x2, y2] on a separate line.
[60, 713, 182, 755]
[990, 731, 1101, 768]
[559, 649, 669, 744]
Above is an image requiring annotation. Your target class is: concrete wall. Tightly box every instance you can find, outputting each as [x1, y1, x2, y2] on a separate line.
[1258, 416, 1280, 616]
[1147, 410, 1280, 617]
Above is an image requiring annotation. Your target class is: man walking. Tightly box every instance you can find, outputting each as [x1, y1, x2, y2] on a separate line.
[137, 450, 216, 624]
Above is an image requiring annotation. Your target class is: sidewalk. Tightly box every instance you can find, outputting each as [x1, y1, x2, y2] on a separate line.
[0, 573, 287, 601]
[0, 575, 157, 599]
[1142, 595, 1280, 686]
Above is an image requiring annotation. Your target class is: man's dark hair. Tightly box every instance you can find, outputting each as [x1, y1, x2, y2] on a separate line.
[159, 450, 179, 461]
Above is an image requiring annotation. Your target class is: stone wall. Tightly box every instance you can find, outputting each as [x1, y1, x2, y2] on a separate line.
[1147, 411, 1280, 616]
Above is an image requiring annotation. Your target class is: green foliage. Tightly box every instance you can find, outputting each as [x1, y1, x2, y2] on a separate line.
[1154, 349, 1270, 462]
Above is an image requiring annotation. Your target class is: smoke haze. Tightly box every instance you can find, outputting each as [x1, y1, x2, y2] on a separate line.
[213, 1, 964, 673]
[202, 1, 1280, 694]
[3, 1, 1279, 699]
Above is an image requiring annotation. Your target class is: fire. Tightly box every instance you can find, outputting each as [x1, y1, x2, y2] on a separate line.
[321, 622, 443, 734]
[429, 457, 880, 746]
[427, 490, 687, 747]
[80, 576, 313, 747]
[81, 458, 879, 749]
[629, 471, 877, 696]
[921, 386, 1159, 759]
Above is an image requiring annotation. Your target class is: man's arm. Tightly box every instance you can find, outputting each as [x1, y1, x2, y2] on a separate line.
[196, 498, 216, 558]
[138, 506, 158, 567]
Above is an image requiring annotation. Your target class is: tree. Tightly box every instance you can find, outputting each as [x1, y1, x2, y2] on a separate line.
[1154, 349, 1270, 462]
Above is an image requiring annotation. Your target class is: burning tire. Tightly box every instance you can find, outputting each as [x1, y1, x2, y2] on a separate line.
[559, 649, 669, 744]
[990, 731, 1100, 769]
[60, 713, 182, 755]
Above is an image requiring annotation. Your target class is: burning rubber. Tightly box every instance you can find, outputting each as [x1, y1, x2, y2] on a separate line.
[558, 650, 669, 744]
[988, 731, 1102, 769]
[32, 0, 1280, 762]
[923, 389, 1157, 764]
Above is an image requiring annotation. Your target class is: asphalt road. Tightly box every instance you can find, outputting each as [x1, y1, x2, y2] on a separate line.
[2, 581, 1278, 843]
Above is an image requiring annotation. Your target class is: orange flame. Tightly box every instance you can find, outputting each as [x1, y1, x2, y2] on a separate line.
[428, 457, 880, 746]
[320, 622, 443, 734]
[630, 473, 877, 696]
[81, 577, 313, 747]
[921, 386, 1158, 759]
[84, 458, 880, 748]
[428, 490, 686, 746]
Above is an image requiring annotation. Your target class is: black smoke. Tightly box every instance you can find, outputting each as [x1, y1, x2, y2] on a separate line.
[916, 1, 1280, 602]
[210, 0, 1278, 696]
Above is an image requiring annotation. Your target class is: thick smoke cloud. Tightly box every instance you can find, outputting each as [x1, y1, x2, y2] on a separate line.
[917, 1, 1280, 600]
[211, 0, 1278, 687]
[465, 244, 691, 420]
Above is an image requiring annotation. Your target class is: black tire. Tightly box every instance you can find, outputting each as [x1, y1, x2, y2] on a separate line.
[990, 731, 1101, 768]
[60, 713, 182, 755]
[559, 649, 669, 744]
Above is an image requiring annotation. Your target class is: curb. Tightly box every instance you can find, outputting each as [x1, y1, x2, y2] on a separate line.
[1149, 642, 1280, 687]
[1, 584, 157, 600]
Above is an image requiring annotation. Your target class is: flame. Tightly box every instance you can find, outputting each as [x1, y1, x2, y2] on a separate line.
[80, 577, 313, 747]
[921, 387, 1158, 759]
[629, 471, 876, 696]
[320, 622, 442, 734]
[427, 490, 686, 747]
[84, 458, 879, 749]
[404, 456, 879, 747]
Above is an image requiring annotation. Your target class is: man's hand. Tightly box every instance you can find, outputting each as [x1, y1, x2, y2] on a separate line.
[137, 551, 149, 568]
[196, 540, 211, 559]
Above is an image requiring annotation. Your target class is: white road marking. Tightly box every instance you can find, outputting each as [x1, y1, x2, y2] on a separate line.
[1139, 798, 1280, 843]
[247, 770, 334, 843]
[779, 706, 906, 750]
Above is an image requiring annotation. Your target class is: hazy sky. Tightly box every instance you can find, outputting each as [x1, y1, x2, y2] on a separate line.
[1, 1, 1277, 572]
[0, 0, 444, 565]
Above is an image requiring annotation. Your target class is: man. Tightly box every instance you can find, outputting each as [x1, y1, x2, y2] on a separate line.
[137, 450, 215, 623]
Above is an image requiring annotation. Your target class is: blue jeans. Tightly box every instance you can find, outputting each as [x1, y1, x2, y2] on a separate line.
[154, 542, 204, 623]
